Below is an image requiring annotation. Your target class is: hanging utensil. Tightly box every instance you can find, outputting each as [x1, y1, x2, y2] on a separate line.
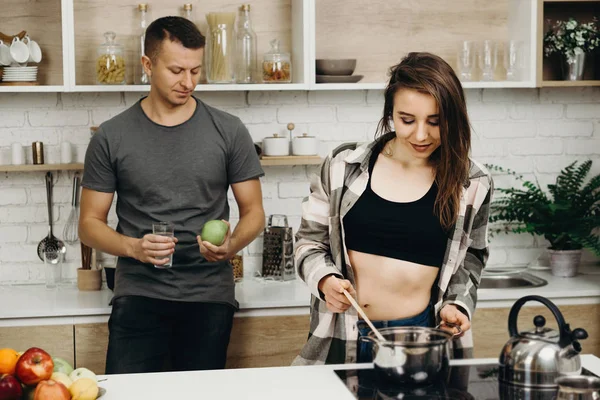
[37, 172, 66, 260]
[63, 174, 80, 244]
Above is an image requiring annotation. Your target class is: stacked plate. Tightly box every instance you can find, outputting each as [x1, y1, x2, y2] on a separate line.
[1, 66, 38, 82]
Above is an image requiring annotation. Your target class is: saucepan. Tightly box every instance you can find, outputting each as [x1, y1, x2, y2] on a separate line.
[360, 324, 462, 385]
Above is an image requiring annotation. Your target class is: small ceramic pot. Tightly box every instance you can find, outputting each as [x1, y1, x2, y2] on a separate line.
[292, 133, 319, 156]
[262, 134, 289, 156]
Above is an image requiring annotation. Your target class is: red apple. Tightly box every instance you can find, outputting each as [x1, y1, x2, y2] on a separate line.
[0, 374, 23, 400]
[15, 347, 54, 386]
[34, 379, 70, 400]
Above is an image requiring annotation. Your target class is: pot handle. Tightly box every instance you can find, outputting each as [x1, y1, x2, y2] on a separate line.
[508, 295, 572, 348]
[435, 322, 463, 338]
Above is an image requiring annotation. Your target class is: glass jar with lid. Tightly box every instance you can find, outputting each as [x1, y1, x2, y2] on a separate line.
[96, 31, 126, 85]
[262, 39, 291, 83]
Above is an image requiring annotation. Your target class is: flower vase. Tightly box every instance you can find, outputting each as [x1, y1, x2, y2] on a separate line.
[562, 52, 586, 80]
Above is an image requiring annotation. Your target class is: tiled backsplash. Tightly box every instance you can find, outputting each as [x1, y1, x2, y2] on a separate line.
[0, 88, 599, 284]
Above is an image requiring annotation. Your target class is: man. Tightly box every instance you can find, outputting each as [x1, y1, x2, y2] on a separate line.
[79, 16, 265, 374]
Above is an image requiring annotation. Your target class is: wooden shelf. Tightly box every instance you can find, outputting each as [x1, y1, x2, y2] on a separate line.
[0, 157, 322, 173]
[260, 156, 322, 166]
[0, 163, 84, 173]
[541, 80, 600, 87]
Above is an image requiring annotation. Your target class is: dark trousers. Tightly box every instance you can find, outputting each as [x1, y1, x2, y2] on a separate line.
[105, 295, 235, 374]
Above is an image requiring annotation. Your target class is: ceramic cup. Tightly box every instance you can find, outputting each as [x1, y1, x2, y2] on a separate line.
[0, 40, 11, 66]
[10, 37, 29, 64]
[24, 36, 42, 63]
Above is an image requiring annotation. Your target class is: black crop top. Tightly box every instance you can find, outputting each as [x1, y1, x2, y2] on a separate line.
[343, 150, 448, 268]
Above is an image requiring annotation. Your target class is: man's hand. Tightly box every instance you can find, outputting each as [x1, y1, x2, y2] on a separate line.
[439, 304, 470, 337]
[132, 234, 177, 266]
[197, 220, 233, 262]
[318, 275, 357, 313]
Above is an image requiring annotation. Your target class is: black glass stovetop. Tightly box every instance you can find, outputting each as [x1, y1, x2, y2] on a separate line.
[334, 363, 598, 400]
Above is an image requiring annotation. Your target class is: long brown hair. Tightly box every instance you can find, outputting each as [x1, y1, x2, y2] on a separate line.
[375, 52, 471, 230]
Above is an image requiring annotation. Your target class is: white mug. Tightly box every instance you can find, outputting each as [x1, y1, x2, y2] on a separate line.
[0, 40, 11, 66]
[11, 143, 24, 165]
[10, 37, 29, 64]
[24, 36, 42, 63]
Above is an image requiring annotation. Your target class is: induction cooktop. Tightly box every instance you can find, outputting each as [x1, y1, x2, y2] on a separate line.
[334, 363, 598, 400]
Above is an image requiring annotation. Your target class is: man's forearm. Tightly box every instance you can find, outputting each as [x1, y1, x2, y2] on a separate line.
[79, 218, 137, 259]
[229, 207, 265, 256]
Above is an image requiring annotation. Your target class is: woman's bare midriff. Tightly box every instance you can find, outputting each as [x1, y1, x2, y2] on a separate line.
[349, 250, 439, 321]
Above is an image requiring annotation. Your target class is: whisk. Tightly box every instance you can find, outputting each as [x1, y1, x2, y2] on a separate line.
[63, 174, 80, 244]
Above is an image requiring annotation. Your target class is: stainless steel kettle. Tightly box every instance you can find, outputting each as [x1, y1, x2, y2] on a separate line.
[499, 295, 588, 388]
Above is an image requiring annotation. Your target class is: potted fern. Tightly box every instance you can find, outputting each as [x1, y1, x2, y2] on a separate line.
[487, 160, 600, 277]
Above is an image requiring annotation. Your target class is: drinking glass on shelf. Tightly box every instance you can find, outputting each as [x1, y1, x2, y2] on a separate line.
[457, 41, 476, 81]
[44, 249, 63, 289]
[504, 40, 524, 81]
[479, 40, 498, 81]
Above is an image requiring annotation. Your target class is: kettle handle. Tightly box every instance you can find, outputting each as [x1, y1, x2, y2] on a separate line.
[508, 295, 571, 348]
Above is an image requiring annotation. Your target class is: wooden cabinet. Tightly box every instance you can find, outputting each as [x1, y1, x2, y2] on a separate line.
[473, 303, 600, 358]
[68, 315, 310, 374]
[74, 323, 109, 374]
[0, 325, 75, 366]
[226, 315, 309, 369]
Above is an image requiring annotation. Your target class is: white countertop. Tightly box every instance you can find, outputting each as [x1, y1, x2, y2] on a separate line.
[1, 266, 599, 325]
[94, 356, 600, 400]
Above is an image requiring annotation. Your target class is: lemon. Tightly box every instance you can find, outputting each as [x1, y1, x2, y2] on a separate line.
[69, 377, 98, 400]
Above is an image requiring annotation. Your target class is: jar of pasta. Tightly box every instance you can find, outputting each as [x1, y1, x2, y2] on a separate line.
[262, 39, 291, 83]
[96, 31, 126, 85]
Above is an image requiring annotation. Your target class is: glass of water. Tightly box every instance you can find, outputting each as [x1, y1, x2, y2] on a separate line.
[152, 222, 175, 268]
[44, 249, 63, 289]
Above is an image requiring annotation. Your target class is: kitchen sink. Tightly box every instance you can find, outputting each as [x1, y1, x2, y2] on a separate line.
[479, 269, 547, 289]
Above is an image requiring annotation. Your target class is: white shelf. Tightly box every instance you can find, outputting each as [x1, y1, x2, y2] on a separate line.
[0, 0, 552, 93]
[72, 83, 309, 92]
[0, 85, 66, 92]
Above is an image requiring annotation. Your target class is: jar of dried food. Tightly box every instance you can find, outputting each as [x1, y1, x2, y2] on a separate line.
[262, 39, 291, 83]
[96, 31, 126, 85]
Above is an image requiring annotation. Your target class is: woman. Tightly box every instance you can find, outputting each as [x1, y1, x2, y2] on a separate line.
[293, 52, 493, 365]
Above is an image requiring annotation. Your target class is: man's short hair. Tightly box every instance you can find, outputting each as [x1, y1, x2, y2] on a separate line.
[144, 16, 205, 62]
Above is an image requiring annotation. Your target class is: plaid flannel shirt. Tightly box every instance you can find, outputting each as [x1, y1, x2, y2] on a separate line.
[293, 133, 493, 365]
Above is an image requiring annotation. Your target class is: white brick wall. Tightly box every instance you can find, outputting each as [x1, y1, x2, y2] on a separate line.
[0, 88, 599, 284]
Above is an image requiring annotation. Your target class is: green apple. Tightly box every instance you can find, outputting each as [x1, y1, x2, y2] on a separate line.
[69, 367, 97, 383]
[52, 357, 74, 375]
[200, 220, 229, 246]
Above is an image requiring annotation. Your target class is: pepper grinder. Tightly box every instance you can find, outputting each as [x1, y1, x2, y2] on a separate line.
[287, 123, 295, 154]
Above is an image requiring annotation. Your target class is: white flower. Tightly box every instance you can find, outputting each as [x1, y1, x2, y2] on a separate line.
[566, 20, 577, 30]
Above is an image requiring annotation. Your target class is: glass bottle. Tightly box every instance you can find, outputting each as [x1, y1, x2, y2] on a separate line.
[96, 31, 126, 85]
[135, 3, 149, 85]
[183, 3, 194, 21]
[235, 4, 257, 84]
[262, 39, 291, 83]
[205, 12, 236, 83]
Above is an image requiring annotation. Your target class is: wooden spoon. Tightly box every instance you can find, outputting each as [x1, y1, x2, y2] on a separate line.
[342, 288, 386, 342]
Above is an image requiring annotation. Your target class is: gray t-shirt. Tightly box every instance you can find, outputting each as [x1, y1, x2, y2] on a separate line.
[81, 97, 264, 308]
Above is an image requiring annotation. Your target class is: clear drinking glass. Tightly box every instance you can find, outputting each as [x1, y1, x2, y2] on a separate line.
[457, 40, 476, 81]
[152, 222, 175, 268]
[44, 249, 63, 289]
[504, 40, 524, 81]
[479, 40, 498, 81]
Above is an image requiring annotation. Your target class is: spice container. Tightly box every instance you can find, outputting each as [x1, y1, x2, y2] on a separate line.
[262, 39, 291, 83]
[96, 31, 126, 84]
[292, 133, 319, 156]
[262, 133, 290, 156]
